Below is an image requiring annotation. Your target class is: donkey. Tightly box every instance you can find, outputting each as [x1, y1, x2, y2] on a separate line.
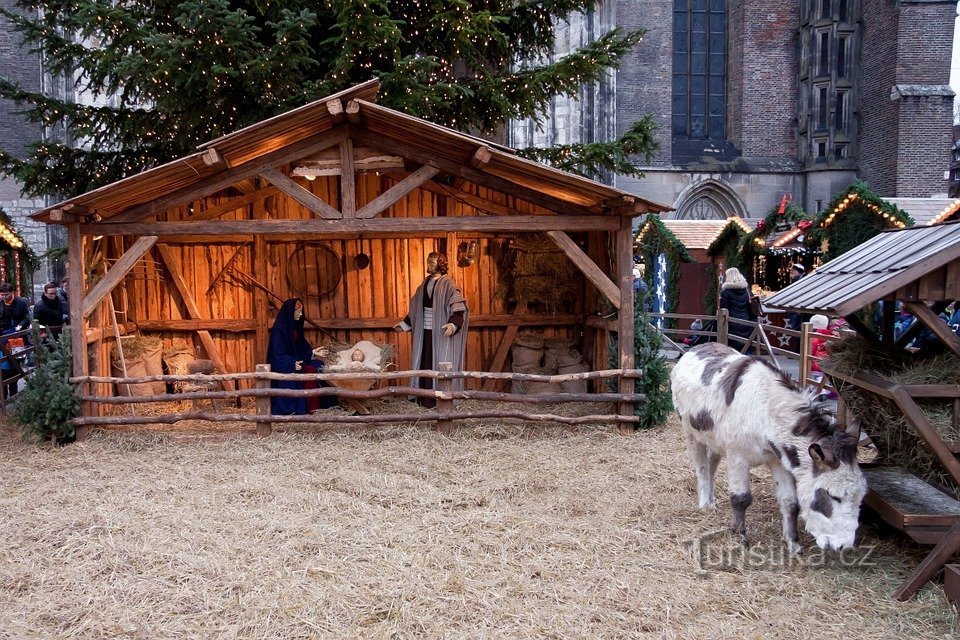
[671, 342, 866, 552]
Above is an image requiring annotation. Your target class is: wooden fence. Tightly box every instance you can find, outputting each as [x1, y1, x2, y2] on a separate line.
[0, 324, 46, 411]
[69, 367, 645, 433]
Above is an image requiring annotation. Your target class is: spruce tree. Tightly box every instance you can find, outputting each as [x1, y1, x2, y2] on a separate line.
[0, 0, 657, 199]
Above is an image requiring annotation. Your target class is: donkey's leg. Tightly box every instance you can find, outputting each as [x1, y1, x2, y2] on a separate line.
[685, 432, 719, 508]
[727, 456, 753, 545]
[770, 463, 802, 554]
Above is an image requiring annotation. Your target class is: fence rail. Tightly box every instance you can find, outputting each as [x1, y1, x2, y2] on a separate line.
[71, 367, 646, 433]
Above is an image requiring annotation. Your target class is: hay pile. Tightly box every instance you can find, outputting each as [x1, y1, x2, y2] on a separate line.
[828, 337, 960, 493]
[0, 414, 955, 638]
[496, 235, 578, 313]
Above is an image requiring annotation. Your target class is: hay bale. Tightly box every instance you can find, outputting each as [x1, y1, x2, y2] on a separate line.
[828, 337, 960, 494]
[112, 336, 165, 395]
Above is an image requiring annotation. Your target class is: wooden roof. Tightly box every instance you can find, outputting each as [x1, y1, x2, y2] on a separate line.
[649, 218, 750, 251]
[32, 80, 668, 224]
[886, 198, 960, 226]
[764, 221, 960, 316]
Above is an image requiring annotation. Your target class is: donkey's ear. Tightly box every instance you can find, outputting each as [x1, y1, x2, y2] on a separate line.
[808, 441, 839, 471]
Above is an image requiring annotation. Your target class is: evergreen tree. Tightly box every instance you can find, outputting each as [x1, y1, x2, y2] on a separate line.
[0, 0, 657, 199]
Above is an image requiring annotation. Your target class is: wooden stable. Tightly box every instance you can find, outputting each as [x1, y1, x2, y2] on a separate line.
[32, 80, 668, 432]
[766, 221, 960, 601]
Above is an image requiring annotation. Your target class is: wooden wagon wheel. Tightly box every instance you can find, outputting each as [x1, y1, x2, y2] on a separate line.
[286, 242, 342, 299]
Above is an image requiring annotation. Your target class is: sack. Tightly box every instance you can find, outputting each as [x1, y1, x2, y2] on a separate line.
[748, 295, 762, 320]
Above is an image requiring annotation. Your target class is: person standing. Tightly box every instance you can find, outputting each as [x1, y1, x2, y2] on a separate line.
[33, 282, 66, 337]
[785, 263, 811, 331]
[0, 283, 30, 332]
[719, 267, 755, 346]
[396, 252, 469, 406]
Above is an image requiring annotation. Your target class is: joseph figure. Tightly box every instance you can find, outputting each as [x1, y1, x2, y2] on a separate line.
[396, 252, 469, 403]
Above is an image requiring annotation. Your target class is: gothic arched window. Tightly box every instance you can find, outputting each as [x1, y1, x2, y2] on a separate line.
[672, 0, 726, 142]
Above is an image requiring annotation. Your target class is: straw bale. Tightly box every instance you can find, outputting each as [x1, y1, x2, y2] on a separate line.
[0, 410, 955, 638]
[828, 338, 960, 494]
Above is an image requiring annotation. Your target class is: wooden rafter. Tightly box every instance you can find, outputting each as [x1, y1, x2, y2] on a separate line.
[155, 244, 236, 391]
[81, 235, 158, 318]
[904, 301, 960, 357]
[259, 168, 341, 219]
[355, 165, 440, 219]
[546, 230, 620, 310]
[351, 131, 597, 217]
[111, 127, 348, 223]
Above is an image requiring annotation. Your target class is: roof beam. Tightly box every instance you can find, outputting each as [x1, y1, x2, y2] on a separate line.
[258, 168, 341, 219]
[111, 126, 349, 223]
[351, 131, 597, 217]
[81, 235, 157, 318]
[80, 215, 619, 237]
[355, 164, 439, 219]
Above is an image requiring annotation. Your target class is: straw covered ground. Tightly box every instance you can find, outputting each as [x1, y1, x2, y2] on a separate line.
[0, 405, 957, 639]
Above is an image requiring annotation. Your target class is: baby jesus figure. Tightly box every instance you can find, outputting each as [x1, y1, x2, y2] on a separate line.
[313, 341, 383, 372]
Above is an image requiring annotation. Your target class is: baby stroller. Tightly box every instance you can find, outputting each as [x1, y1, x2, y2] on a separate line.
[684, 319, 717, 348]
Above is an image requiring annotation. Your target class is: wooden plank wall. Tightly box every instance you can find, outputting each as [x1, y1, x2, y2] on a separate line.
[101, 173, 604, 389]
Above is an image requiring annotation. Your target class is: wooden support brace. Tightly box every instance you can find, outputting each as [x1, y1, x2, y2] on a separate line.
[339, 139, 356, 218]
[616, 216, 636, 428]
[81, 236, 158, 318]
[893, 521, 960, 601]
[903, 301, 960, 358]
[355, 165, 440, 219]
[259, 168, 342, 219]
[436, 362, 454, 435]
[68, 222, 90, 438]
[255, 364, 272, 437]
[546, 230, 620, 310]
[155, 244, 236, 391]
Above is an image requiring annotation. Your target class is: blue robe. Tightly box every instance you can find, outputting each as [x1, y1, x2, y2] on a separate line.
[266, 298, 333, 415]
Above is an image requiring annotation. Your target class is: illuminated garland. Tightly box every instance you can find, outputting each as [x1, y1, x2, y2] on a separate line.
[809, 181, 913, 261]
[634, 215, 693, 328]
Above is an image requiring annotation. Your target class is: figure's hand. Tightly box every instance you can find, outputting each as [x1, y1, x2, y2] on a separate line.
[295, 360, 303, 371]
[442, 322, 456, 337]
[314, 347, 330, 359]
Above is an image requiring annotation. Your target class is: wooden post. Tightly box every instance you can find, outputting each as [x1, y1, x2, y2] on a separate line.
[717, 308, 729, 348]
[68, 222, 90, 440]
[252, 198, 270, 367]
[617, 216, 636, 430]
[799, 321, 812, 387]
[436, 361, 453, 435]
[255, 364, 272, 436]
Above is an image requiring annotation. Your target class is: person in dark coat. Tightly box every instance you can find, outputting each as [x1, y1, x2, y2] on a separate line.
[785, 263, 811, 331]
[266, 298, 335, 415]
[719, 267, 755, 345]
[0, 283, 30, 332]
[33, 282, 66, 336]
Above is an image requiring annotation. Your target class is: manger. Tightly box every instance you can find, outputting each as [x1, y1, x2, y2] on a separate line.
[34, 81, 668, 436]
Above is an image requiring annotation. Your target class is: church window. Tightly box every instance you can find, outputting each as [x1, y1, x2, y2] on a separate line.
[672, 0, 726, 141]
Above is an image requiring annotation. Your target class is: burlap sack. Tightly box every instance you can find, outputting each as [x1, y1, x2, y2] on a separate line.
[112, 356, 152, 396]
[558, 361, 589, 394]
[139, 338, 165, 394]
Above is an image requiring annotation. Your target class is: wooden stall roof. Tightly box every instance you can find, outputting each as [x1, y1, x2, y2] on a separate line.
[886, 198, 960, 226]
[764, 221, 960, 316]
[32, 79, 669, 224]
[644, 218, 750, 251]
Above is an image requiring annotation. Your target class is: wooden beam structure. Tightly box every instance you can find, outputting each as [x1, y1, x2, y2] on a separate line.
[111, 127, 349, 223]
[355, 165, 440, 219]
[616, 216, 636, 424]
[339, 139, 356, 217]
[259, 168, 341, 219]
[155, 244, 236, 391]
[81, 236, 158, 318]
[81, 215, 619, 237]
[68, 222, 89, 432]
[546, 231, 620, 310]
[903, 301, 960, 357]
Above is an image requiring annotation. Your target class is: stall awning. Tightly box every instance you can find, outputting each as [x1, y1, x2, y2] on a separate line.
[764, 222, 960, 316]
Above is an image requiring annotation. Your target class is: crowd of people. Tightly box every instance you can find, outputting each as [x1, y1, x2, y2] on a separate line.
[0, 278, 69, 399]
